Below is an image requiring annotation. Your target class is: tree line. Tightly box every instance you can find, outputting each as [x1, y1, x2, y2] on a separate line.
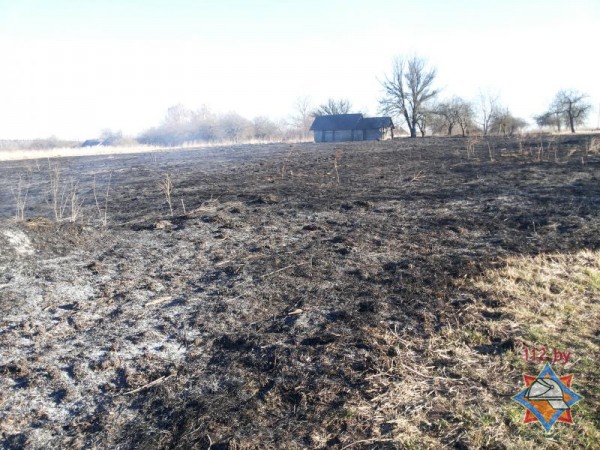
[78, 54, 596, 147]
[135, 98, 363, 147]
[378, 55, 593, 138]
[137, 105, 290, 146]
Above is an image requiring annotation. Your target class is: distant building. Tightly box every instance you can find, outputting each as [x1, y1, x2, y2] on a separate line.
[310, 114, 395, 143]
[81, 139, 102, 147]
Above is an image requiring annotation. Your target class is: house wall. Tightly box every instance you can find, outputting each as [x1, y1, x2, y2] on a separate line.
[364, 129, 382, 141]
[313, 129, 354, 143]
[334, 130, 353, 142]
[313, 128, 393, 143]
[364, 128, 394, 141]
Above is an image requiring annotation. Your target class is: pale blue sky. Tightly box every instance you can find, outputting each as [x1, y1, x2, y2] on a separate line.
[0, 0, 598, 139]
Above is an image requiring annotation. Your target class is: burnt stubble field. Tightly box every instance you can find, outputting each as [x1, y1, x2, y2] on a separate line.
[1, 136, 599, 449]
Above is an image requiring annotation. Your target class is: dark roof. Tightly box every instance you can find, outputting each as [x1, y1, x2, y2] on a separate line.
[310, 114, 363, 131]
[81, 139, 102, 147]
[310, 114, 394, 131]
[357, 117, 394, 129]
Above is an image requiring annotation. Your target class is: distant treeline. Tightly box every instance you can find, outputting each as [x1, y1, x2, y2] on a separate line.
[0, 104, 312, 151]
[0, 138, 80, 151]
[137, 104, 306, 147]
[3, 81, 594, 150]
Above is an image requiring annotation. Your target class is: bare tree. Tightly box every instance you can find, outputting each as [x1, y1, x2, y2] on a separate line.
[314, 98, 353, 116]
[139, 104, 195, 146]
[190, 105, 217, 142]
[416, 111, 432, 137]
[432, 100, 460, 135]
[164, 104, 193, 127]
[218, 112, 253, 143]
[534, 111, 561, 131]
[548, 98, 564, 132]
[429, 97, 474, 136]
[291, 96, 314, 140]
[379, 55, 439, 138]
[477, 91, 500, 136]
[455, 99, 476, 136]
[490, 109, 527, 136]
[553, 90, 592, 133]
[252, 116, 280, 141]
[428, 112, 447, 136]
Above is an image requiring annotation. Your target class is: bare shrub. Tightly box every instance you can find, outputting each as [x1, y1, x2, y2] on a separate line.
[11, 174, 29, 221]
[280, 147, 296, 180]
[588, 137, 599, 156]
[93, 172, 112, 227]
[46, 160, 84, 222]
[48, 160, 68, 221]
[517, 134, 525, 156]
[548, 136, 557, 162]
[67, 180, 84, 222]
[537, 135, 545, 162]
[161, 173, 174, 216]
[333, 149, 342, 184]
[485, 139, 495, 162]
[465, 136, 479, 159]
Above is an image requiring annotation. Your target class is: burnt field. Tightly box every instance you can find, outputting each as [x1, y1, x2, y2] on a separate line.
[1, 136, 599, 449]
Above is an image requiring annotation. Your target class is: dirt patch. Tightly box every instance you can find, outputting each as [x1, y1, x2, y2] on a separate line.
[0, 135, 599, 448]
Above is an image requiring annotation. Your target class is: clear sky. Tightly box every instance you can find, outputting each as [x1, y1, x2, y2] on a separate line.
[1, 0, 599, 139]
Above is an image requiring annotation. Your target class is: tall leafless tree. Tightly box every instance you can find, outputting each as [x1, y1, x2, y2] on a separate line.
[379, 56, 439, 138]
[291, 96, 314, 140]
[430, 97, 475, 136]
[455, 99, 476, 136]
[432, 100, 460, 135]
[553, 90, 591, 133]
[416, 111, 430, 137]
[477, 91, 500, 136]
[548, 98, 564, 132]
[314, 98, 353, 116]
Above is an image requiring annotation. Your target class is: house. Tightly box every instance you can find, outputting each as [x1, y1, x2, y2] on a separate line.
[309, 113, 395, 143]
[81, 139, 102, 147]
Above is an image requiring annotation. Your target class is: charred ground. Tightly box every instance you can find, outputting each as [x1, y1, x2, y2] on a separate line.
[1, 135, 599, 449]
